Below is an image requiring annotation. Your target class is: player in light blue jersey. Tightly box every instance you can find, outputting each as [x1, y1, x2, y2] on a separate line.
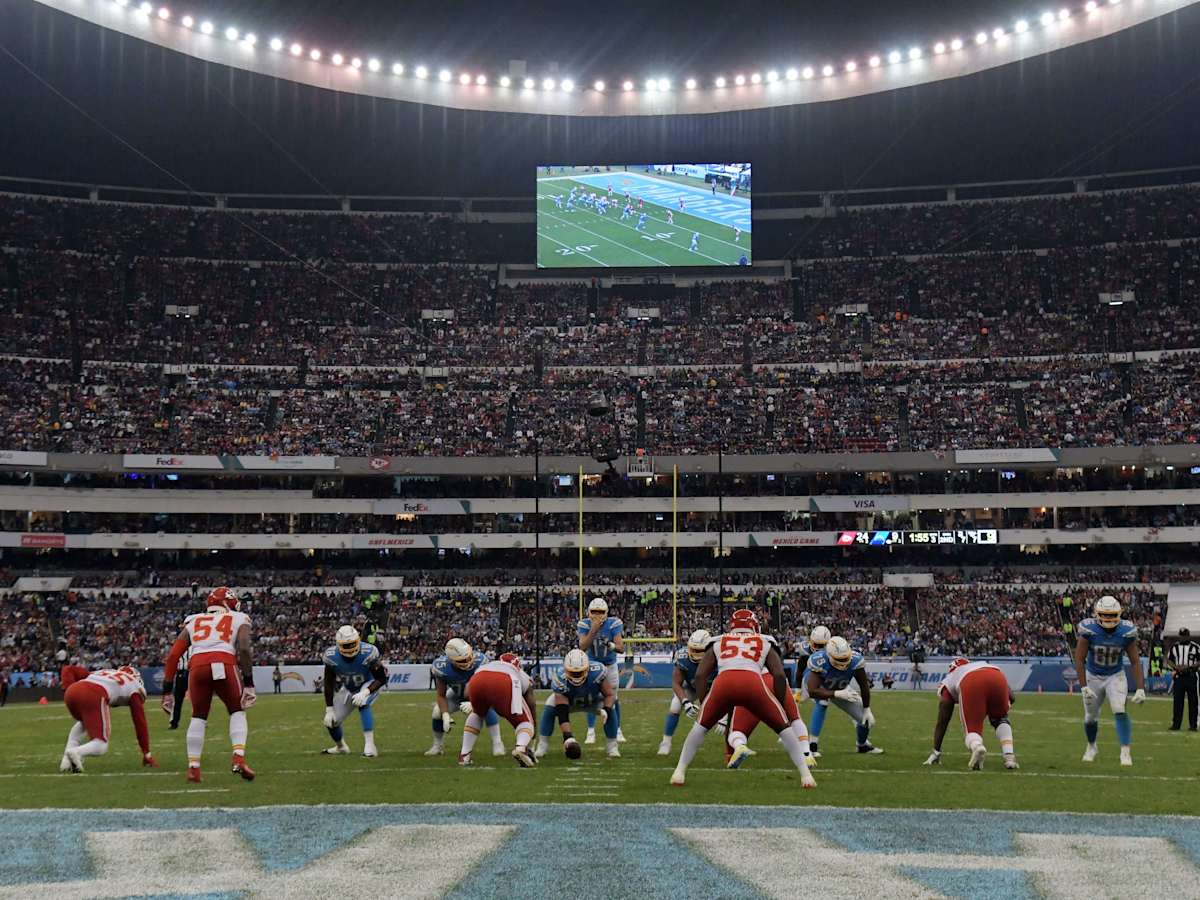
[796, 626, 831, 701]
[535, 649, 618, 759]
[657, 630, 712, 755]
[621, 204, 632, 221]
[1074, 595, 1145, 766]
[689, 232, 699, 252]
[636, 213, 647, 231]
[425, 638, 505, 757]
[321, 625, 388, 757]
[805, 636, 882, 756]
[553, 194, 563, 209]
[578, 597, 626, 744]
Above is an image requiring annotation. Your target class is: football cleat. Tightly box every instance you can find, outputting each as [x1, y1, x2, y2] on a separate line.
[59, 755, 72, 774]
[512, 747, 537, 768]
[457, 752, 473, 767]
[606, 740, 621, 759]
[187, 765, 202, 783]
[857, 743, 884, 754]
[1003, 754, 1020, 770]
[617, 729, 627, 743]
[969, 745, 988, 770]
[65, 750, 83, 773]
[656, 737, 672, 756]
[322, 743, 351, 755]
[231, 754, 255, 781]
[727, 745, 756, 769]
[584, 728, 596, 744]
[534, 740, 549, 759]
[1082, 744, 1098, 763]
[491, 741, 507, 757]
[423, 743, 445, 756]
[362, 743, 378, 758]
[1119, 747, 1133, 767]
[670, 768, 686, 786]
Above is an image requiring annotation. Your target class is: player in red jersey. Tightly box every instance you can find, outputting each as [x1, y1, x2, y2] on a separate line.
[458, 652, 538, 768]
[163, 587, 256, 783]
[924, 657, 1018, 770]
[60, 662, 90, 689]
[670, 609, 815, 788]
[60, 665, 158, 772]
[724, 670, 815, 769]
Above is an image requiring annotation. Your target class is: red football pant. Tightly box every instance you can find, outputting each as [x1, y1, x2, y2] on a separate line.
[188, 659, 243, 719]
[64, 681, 111, 742]
[467, 670, 531, 728]
[730, 672, 801, 738]
[959, 667, 1011, 734]
[700, 670, 789, 733]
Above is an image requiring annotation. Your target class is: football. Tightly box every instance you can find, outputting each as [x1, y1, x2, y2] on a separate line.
[564, 738, 582, 760]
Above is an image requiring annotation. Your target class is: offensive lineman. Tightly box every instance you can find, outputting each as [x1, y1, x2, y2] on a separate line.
[60, 665, 157, 773]
[321, 625, 388, 757]
[657, 629, 711, 755]
[535, 648, 618, 759]
[805, 636, 882, 756]
[425, 638, 505, 757]
[578, 598, 626, 743]
[670, 609, 815, 788]
[924, 657, 1018, 770]
[162, 587, 256, 782]
[1075, 595, 1145, 766]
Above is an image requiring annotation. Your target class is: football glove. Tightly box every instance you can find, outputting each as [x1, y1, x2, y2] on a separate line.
[1131, 688, 1146, 704]
[1080, 686, 1098, 702]
[833, 687, 862, 702]
[161, 694, 174, 717]
[861, 708, 876, 729]
[323, 707, 336, 728]
[441, 711, 454, 734]
[923, 749, 942, 766]
[712, 721, 726, 736]
[351, 687, 372, 708]
[598, 708, 609, 725]
[459, 701, 474, 716]
[683, 700, 699, 719]
[240, 686, 256, 709]
[142, 752, 159, 768]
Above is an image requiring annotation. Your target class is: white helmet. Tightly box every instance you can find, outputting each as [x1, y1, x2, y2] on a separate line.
[335, 625, 361, 658]
[687, 629, 711, 662]
[809, 625, 831, 650]
[588, 597, 609, 616]
[1094, 595, 1122, 629]
[445, 638, 474, 670]
[827, 636, 854, 670]
[563, 648, 591, 685]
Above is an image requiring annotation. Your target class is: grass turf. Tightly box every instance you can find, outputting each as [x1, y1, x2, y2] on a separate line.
[536, 178, 750, 267]
[3, 690, 1197, 813]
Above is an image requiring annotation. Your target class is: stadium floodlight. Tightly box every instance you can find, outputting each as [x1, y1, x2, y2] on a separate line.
[975, 31, 988, 43]
[542, 77, 556, 90]
[908, 46, 922, 59]
[734, 74, 746, 85]
[993, 27, 1006, 39]
[244, 33, 257, 46]
[1085, 0, 1098, 9]
[459, 72, 471, 84]
[157, 7, 169, 19]
[657, 78, 669, 91]
[644, 78, 657, 91]
[291, 43, 303, 56]
[821, 64, 834, 77]
[1059, 8, 1071, 19]
[1015, 19, 1029, 32]
[269, 37, 283, 51]
[561, 78, 574, 91]
[785, 67, 798, 80]
[415, 65, 429, 78]
[622, 79, 634, 91]
[766, 69, 779, 82]
[524, 76, 537, 89]
[224, 26, 238, 41]
[750, 72, 762, 83]
[714, 76, 726, 87]
[138, 2, 151, 13]
[868, 55, 881, 67]
[349, 57, 361, 68]
[1040, 11, 1055, 25]
[498, 74, 510, 86]
[845, 60, 857, 72]
[950, 37, 964, 50]
[801, 66, 814, 79]
[476, 73, 487, 85]
[199, 20, 213, 33]
[181, 14, 193, 27]
[594, 79, 606, 91]
[685, 77, 697, 89]
[887, 50, 901, 64]
[933, 41, 945, 54]
[331, 53, 344, 66]
[310, 48, 321, 61]
[368, 58, 380, 72]
[440, 69, 453, 82]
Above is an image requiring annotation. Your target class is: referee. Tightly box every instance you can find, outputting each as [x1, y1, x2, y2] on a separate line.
[1168, 628, 1199, 732]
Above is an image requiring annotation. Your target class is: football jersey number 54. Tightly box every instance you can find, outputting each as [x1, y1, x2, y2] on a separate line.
[193, 615, 234, 642]
[719, 635, 764, 661]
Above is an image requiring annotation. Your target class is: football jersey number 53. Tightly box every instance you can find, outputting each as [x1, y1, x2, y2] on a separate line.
[719, 635, 764, 661]
[193, 615, 234, 642]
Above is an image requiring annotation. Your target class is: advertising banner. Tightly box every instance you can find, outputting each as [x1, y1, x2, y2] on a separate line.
[0, 450, 48, 467]
[955, 448, 1060, 464]
[373, 499, 470, 515]
[350, 535, 438, 550]
[232, 455, 337, 471]
[809, 496, 910, 513]
[123, 454, 224, 470]
[19, 533, 66, 548]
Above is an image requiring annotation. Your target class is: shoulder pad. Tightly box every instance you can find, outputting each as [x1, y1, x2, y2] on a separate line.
[363, 645, 380, 663]
[1078, 618, 1099, 634]
[322, 647, 338, 663]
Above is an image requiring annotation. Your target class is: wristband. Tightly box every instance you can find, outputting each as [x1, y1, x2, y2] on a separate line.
[243, 672, 255, 688]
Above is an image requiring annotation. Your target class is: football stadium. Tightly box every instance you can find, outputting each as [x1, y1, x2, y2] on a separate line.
[2, 0, 1200, 896]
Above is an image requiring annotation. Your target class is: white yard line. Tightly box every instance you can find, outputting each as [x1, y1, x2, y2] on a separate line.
[536, 227, 610, 267]
[539, 210, 671, 266]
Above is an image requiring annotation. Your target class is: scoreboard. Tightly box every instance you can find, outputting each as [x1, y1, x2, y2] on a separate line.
[837, 529, 999, 547]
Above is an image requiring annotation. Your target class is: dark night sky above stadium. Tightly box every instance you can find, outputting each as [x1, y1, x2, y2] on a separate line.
[184, 0, 1034, 76]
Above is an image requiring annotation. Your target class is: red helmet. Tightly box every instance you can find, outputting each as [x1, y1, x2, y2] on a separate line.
[207, 586, 240, 612]
[499, 652, 522, 670]
[729, 608, 760, 633]
[948, 657, 970, 674]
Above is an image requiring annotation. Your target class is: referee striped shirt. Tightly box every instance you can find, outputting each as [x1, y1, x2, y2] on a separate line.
[1169, 640, 1200, 670]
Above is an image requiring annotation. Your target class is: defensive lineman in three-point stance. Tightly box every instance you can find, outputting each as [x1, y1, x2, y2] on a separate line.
[321, 625, 388, 757]
[1075, 595, 1145, 766]
[924, 656, 1018, 770]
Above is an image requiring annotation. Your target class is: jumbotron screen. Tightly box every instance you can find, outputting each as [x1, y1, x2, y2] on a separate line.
[536, 163, 752, 268]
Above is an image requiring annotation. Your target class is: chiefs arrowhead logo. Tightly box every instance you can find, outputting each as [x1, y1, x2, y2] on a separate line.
[369, 457, 391, 471]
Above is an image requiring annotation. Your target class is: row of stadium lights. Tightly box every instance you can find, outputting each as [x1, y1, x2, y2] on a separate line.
[113, 0, 1124, 94]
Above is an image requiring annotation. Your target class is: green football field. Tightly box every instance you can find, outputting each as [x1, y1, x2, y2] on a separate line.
[535, 178, 751, 267]
[3, 690, 1197, 814]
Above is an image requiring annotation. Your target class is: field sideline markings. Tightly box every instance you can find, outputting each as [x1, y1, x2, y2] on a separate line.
[536, 227, 610, 267]
[539, 209, 671, 266]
